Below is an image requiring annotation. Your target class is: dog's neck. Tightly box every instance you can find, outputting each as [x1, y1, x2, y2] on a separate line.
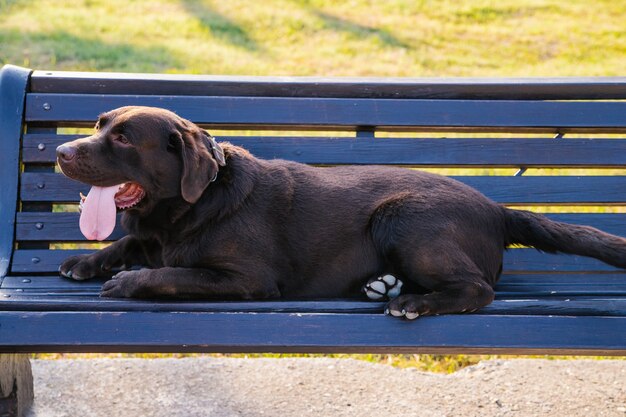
[122, 144, 258, 240]
[190, 144, 258, 224]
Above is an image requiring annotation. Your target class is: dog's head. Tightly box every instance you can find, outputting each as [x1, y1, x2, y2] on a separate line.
[56, 106, 226, 216]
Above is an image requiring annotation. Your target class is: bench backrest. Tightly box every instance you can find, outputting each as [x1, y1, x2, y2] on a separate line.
[2, 66, 626, 294]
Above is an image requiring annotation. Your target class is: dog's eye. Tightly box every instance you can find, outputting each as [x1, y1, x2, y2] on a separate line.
[114, 135, 130, 145]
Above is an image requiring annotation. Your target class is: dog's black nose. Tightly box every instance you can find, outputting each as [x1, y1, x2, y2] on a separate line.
[56, 145, 77, 162]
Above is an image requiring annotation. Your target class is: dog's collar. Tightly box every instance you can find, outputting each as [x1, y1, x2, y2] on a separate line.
[205, 132, 226, 184]
[206, 134, 225, 184]
[206, 134, 226, 167]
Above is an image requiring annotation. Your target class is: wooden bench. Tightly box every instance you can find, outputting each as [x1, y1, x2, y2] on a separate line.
[1, 64, 625, 414]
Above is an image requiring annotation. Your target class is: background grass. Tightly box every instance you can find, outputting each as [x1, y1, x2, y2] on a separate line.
[1, 0, 625, 76]
[3, 0, 625, 371]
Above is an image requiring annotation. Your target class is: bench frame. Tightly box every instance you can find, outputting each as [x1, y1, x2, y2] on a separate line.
[0, 65, 33, 417]
[1, 64, 625, 414]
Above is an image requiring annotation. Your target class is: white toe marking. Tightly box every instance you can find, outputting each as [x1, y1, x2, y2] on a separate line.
[390, 309, 404, 317]
[387, 280, 403, 298]
[369, 280, 386, 293]
[365, 289, 384, 300]
[381, 274, 396, 286]
[405, 312, 420, 320]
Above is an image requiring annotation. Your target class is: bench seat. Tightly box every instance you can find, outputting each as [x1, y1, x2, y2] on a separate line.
[1, 64, 625, 355]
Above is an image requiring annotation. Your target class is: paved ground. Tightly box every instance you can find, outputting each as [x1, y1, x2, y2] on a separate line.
[27, 357, 626, 417]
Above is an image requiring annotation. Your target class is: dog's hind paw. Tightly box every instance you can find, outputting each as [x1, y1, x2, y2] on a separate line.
[363, 274, 403, 300]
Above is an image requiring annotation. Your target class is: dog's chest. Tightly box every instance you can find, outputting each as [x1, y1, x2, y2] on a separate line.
[155, 228, 240, 269]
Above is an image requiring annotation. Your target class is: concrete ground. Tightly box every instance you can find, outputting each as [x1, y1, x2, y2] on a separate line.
[27, 357, 626, 417]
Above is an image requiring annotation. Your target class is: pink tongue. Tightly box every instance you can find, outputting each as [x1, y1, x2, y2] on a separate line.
[79, 185, 120, 241]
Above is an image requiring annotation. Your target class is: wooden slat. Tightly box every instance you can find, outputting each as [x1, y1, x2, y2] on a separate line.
[10, 248, 625, 275]
[1, 310, 625, 354]
[20, 173, 626, 204]
[17, 212, 125, 241]
[1, 275, 105, 290]
[504, 249, 622, 272]
[22, 134, 81, 163]
[4, 274, 625, 299]
[11, 250, 77, 274]
[495, 272, 626, 296]
[5, 273, 625, 292]
[5, 272, 626, 290]
[25, 94, 626, 132]
[0, 291, 625, 317]
[22, 134, 626, 166]
[495, 288, 626, 297]
[30, 71, 626, 100]
[15, 212, 626, 242]
[498, 273, 626, 286]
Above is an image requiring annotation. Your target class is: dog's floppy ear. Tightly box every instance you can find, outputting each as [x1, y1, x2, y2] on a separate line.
[173, 127, 223, 204]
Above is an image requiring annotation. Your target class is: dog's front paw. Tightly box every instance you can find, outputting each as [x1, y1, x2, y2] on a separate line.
[59, 254, 110, 281]
[100, 270, 143, 298]
[363, 274, 403, 300]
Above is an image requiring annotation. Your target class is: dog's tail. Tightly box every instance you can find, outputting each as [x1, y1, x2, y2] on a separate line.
[503, 208, 626, 269]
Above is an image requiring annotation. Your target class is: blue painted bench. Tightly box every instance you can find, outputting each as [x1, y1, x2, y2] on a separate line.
[1, 64, 625, 414]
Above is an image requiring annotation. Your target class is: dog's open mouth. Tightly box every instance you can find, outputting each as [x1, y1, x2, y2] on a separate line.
[113, 182, 146, 209]
[78, 183, 145, 241]
[80, 183, 146, 211]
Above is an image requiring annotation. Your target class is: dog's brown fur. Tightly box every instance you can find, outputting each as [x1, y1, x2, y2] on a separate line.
[57, 106, 626, 317]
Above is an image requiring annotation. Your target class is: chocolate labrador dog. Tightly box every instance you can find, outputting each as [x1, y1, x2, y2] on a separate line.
[56, 106, 626, 319]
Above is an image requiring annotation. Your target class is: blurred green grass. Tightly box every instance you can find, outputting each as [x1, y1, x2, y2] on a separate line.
[1, 0, 624, 76]
[6, 0, 625, 370]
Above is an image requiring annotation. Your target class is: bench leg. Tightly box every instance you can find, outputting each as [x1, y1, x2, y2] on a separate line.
[0, 354, 33, 417]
